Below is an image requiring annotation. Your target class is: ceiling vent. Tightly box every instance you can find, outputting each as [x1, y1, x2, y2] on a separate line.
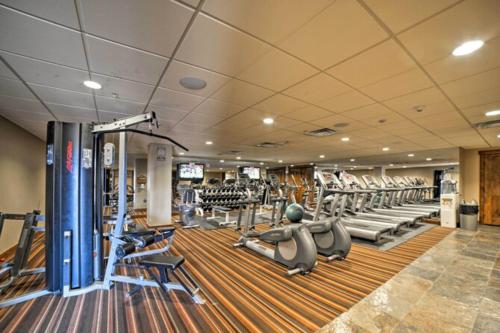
[219, 150, 243, 155]
[474, 120, 500, 129]
[256, 141, 288, 148]
[304, 128, 336, 137]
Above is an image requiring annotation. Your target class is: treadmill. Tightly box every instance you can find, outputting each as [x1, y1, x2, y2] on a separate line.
[402, 176, 441, 211]
[339, 172, 419, 228]
[380, 176, 437, 217]
[361, 175, 427, 224]
[317, 171, 392, 242]
[391, 176, 440, 215]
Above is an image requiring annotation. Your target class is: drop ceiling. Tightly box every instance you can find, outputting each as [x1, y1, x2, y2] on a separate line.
[0, 0, 499, 166]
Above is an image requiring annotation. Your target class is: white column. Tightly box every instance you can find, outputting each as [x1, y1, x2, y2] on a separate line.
[134, 158, 147, 209]
[373, 166, 385, 177]
[147, 144, 172, 226]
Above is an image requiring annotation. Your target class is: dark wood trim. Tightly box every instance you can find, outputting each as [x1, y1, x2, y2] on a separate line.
[479, 149, 500, 225]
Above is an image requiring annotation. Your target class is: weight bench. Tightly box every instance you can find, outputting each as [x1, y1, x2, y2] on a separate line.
[129, 254, 201, 302]
[207, 206, 235, 226]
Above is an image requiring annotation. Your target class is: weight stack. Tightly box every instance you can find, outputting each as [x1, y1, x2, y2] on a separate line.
[45, 122, 94, 293]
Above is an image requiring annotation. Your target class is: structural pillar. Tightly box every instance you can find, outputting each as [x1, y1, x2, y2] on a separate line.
[134, 158, 147, 210]
[147, 144, 172, 226]
[373, 166, 385, 177]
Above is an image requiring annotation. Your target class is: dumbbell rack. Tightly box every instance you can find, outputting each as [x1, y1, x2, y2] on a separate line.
[197, 186, 246, 211]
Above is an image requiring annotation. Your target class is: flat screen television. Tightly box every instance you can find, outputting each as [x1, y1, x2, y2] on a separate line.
[177, 163, 204, 180]
[242, 166, 260, 179]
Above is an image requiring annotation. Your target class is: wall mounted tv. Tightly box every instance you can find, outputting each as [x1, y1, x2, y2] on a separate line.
[242, 166, 260, 179]
[177, 163, 204, 180]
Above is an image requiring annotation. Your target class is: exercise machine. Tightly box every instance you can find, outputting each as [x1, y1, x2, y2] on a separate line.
[234, 189, 318, 276]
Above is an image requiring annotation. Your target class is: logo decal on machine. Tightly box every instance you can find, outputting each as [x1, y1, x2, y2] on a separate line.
[66, 140, 73, 173]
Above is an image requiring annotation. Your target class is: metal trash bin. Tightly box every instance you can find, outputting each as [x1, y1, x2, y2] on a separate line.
[459, 201, 479, 231]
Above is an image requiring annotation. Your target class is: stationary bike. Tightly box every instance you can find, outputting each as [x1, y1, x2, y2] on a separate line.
[286, 203, 352, 261]
[233, 189, 318, 276]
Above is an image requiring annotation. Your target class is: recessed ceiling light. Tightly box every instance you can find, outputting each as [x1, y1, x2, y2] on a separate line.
[83, 80, 101, 89]
[179, 152, 185, 155]
[205, 141, 213, 145]
[237, 165, 240, 168]
[382, 147, 390, 151]
[259, 162, 264, 165]
[408, 153, 415, 157]
[179, 77, 207, 90]
[485, 110, 500, 117]
[220, 159, 224, 163]
[278, 160, 283, 163]
[310, 162, 314, 165]
[353, 166, 357, 168]
[389, 163, 394, 167]
[290, 164, 295, 167]
[341, 137, 350, 142]
[497, 134, 500, 139]
[236, 156, 241, 160]
[266, 167, 269, 169]
[319, 155, 325, 158]
[452, 40, 484, 56]
[402, 165, 407, 168]
[334, 164, 338, 167]
[350, 159, 355, 162]
[219, 167, 223, 170]
[263, 117, 274, 125]
[426, 157, 432, 161]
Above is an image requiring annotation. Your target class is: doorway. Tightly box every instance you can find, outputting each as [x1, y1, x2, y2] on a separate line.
[480, 150, 500, 225]
[433, 170, 444, 198]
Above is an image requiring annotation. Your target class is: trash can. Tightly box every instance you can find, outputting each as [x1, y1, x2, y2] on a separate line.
[459, 201, 479, 231]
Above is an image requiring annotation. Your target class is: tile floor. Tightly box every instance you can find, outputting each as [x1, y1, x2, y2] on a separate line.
[317, 225, 500, 333]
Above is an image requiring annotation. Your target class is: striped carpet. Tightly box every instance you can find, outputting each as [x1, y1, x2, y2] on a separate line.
[0, 219, 452, 333]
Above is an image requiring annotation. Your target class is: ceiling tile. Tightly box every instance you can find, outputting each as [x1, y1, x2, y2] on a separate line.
[450, 87, 500, 110]
[0, 58, 16, 79]
[283, 73, 351, 104]
[145, 104, 189, 122]
[317, 90, 374, 112]
[99, 110, 133, 122]
[0, 95, 46, 114]
[86, 35, 168, 84]
[253, 94, 308, 115]
[47, 103, 97, 122]
[398, 0, 500, 64]
[364, 0, 460, 33]
[0, 51, 90, 92]
[80, 0, 193, 57]
[210, 79, 273, 107]
[0, 108, 53, 122]
[360, 68, 433, 101]
[279, 0, 388, 69]
[361, 111, 406, 127]
[176, 13, 270, 76]
[328, 40, 416, 87]
[440, 67, 500, 107]
[181, 111, 227, 128]
[0, 6, 86, 69]
[191, 98, 244, 118]
[413, 111, 468, 128]
[0, 0, 79, 28]
[0, 76, 35, 99]
[91, 73, 155, 103]
[461, 100, 500, 124]
[29, 84, 94, 109]
[383, 87, 446, 111]
[95, 95, 145, 114]
[150, 87, 204, 111]
[425, 37, 500, 83]
[236, 48, 318, 91]
[161, 60, 230, 97]
[201, 0, 334, 43]
[284, 105, 332, 122]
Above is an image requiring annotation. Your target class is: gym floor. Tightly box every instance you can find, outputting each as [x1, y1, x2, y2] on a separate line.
[0, 216, 452, 333]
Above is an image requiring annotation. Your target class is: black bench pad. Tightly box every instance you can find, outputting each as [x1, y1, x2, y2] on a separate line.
[141, 255, 185, 269]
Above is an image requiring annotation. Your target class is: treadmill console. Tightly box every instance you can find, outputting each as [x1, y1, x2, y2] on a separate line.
[317, 170, 342, 189]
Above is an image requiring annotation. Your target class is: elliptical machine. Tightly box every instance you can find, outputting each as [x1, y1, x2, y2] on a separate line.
[233, 189, 318, 276]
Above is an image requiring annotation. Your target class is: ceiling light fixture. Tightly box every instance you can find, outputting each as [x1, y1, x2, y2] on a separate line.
[389, 163, 394, 167]
[310, 162, 314, 165]
[220, 159, 224, 163]
[402, 165, 407, 168]
[452, 40, 484, 56]
[290, 164, 295, 167]
[219, 167, 223, 170]
[408, 153, 415, 157]
[205, 141, 213, 145]
[179, 152, 185, 155]
[237, 165, 240, 168]
[497, 134, 500, 139]
[350, 158, 355, 162]
[259, 162, 264, 165]
[83, 80, 102, 89]
[319, 155, 325, 158]
[382, 147, 390, 151]
[179, 77, 207, 90]
[485, 110, 500, 117]
[263, 117, 274, 125]
[278, 160, 283, 163]
[426, 157, 432, 161]
[236, 156, 241, 160]
[341, 137, 350, 142]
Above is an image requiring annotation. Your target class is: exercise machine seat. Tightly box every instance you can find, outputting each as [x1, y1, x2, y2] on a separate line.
[259, 227, 292, 242]
[305, 220, 332, 234]
[141, 255, 185, 270]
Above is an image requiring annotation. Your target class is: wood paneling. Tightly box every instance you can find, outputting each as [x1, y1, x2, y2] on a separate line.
[480, 150, 500, 225]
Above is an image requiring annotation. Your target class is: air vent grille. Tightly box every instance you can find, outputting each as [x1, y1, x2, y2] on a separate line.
[256, 141, 288, 148]
[304, 128, 336, 137]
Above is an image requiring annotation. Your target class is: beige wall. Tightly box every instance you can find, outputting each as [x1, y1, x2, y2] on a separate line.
[459, 148, 480, 203]
[0, 117, 46, 254]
